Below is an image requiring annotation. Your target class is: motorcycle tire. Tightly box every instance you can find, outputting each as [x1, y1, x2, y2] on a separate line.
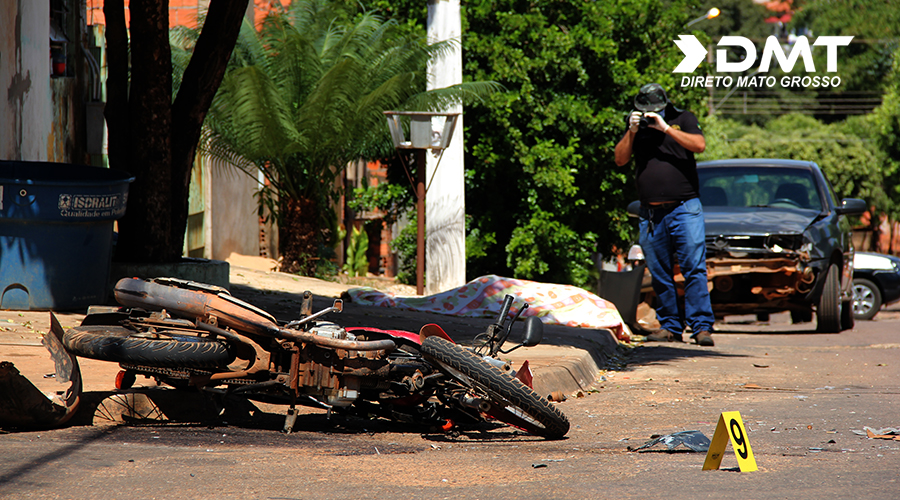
[420, 336, 570, 439]
[63, 326, 234, 369]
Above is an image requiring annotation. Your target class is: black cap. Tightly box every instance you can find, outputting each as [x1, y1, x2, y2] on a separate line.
[634, 83, 669, 113]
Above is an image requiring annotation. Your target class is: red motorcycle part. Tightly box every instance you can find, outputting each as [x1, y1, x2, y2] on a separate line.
[346, 326, 421, 345]
[515, 360, 534, 389]
[115, 370, 136, 390]
[418, 323, 454, 344]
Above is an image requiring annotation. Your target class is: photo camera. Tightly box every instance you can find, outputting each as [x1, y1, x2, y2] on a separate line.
[637, 113, 657, 130]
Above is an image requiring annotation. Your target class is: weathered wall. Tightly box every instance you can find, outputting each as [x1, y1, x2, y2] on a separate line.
[207, 157, 265, 260]
[1, 0, 53, 161]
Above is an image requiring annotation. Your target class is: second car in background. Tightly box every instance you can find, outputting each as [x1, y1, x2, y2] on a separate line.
[852, 251, 900, 320]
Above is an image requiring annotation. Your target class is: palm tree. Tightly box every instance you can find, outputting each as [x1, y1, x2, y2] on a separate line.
[176, 0, 497, 274]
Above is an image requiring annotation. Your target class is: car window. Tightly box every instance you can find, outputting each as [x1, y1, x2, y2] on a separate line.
[698, 167, 822, 210]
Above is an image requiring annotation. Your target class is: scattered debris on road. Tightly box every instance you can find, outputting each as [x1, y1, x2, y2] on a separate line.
[628, 430, 711, 452]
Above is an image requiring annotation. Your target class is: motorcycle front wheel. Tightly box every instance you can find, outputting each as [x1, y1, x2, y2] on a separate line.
[64, 326, 235, 369]
[420, 336, 570, 439]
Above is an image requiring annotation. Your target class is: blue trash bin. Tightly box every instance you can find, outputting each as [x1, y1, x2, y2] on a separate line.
[0, 160, 134, 310]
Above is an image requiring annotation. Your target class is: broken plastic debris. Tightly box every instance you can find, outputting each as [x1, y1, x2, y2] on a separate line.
[548, 391, 568, 402]
[851, 427, 900, 441]
[628, 430, 711, 452]
[851, 426, 899, 436]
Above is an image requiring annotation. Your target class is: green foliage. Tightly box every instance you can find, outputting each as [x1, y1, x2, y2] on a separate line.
[465, 219, 496, 261]
[391, 210, 419, 286]
[343, 225, 370, 277]
[461, 0, 707, 287]
[794, 0, 900, 93]
[699, 113, 891, 211]
[506, 210, 598, 286]
[195, 0, 498, 270]
[347, 181, 412, 225]
[866, 45, 900, 217]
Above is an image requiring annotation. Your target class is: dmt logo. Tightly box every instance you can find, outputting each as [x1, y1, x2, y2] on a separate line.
[674, 35, 854, 73]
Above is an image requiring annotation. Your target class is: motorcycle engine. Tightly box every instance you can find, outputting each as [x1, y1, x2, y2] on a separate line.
[307, 321, 356, 341]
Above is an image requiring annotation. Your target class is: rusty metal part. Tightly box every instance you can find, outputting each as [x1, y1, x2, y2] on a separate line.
[283, 300, 342, 329]
[275, 327, 395, 352]
[189, 322, 271, 386]
[300, 290, 313, 317]
[706, 257, 802, 279]
[291, 344, 394, 396]
[706, 256, 819, 299]
[115, 277, 281, 336]
[115, 278, 394, 352]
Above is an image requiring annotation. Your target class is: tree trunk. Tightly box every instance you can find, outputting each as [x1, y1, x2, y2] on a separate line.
[113, 0, 175, 262]
[103, 0, 128, 171]
[105, 0, 249, 263]
[279, 197, 320, 275]
[170, 0, 250, 260]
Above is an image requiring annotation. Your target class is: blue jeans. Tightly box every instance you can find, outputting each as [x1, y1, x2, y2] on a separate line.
[639, 198, 715, 336]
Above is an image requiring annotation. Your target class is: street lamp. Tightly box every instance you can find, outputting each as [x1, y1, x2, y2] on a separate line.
[384, 111, 460, 295]
[686, 7, 721, 28]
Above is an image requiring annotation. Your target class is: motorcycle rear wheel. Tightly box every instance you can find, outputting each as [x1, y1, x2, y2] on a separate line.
[64, 326, 234, 369]
[420, 336, 570, 439]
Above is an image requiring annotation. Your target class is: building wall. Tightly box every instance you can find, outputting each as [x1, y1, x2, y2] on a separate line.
[86, 0, 289, 28]
[207, 158, 266, 260]
[1, 0, 53, 161]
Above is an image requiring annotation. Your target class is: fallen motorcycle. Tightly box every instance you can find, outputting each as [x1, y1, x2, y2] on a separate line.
[61, 277, 570, 438]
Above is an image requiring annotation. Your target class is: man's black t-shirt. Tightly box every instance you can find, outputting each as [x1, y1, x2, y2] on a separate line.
[628, 106, 703, 204]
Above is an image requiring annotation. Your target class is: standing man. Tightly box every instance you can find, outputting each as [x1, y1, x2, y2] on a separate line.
[614, 83, 715, 346]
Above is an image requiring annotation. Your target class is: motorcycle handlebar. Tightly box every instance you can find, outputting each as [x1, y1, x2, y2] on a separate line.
[496, 295, 514, 327]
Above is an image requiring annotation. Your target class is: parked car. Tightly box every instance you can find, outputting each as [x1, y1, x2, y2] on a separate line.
[852, 251, 900, 320]
[628, 159, 867, 333]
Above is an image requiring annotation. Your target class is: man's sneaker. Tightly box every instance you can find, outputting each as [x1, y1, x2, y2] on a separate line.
[693, 331, 714, 346]
[646, 329, 679, 342]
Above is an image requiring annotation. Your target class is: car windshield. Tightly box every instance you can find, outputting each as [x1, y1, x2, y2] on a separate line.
[698, 166, 822, 210]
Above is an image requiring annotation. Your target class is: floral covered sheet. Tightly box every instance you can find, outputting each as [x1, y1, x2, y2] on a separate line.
[346, 275, 627, 340]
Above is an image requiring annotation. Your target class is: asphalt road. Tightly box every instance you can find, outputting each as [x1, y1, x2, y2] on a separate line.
[1, 309, 898, 499]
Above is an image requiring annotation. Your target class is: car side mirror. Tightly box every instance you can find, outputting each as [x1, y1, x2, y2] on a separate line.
[836, 198, 867, 216]
[521, 316, 543, 347]
[627, 200, 641, 218]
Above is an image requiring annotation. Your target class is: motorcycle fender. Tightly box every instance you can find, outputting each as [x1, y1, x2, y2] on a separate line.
[419, 324, 454, 344]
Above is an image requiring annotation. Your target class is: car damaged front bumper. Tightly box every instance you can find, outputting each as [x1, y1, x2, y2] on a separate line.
[705, 233, 828, 314]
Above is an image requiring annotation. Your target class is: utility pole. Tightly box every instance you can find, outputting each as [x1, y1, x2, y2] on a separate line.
[425, 0, 466, 295]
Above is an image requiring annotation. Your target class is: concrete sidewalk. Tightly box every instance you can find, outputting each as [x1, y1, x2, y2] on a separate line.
[0, 265, 622, 409]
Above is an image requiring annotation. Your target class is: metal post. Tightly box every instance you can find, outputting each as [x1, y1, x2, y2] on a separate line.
[383, 111, 459, 296]
[415, 149, 426, 295]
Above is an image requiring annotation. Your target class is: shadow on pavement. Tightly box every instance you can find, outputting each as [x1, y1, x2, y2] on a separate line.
[0, 425, 120, 487]
[623, 344, 749, 372]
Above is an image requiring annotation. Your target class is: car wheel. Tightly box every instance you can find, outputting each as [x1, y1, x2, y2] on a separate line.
[816, 264, 841, 333]
[852, 278, 882, 321]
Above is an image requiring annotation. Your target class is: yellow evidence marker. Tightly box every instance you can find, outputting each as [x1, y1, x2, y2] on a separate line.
[702, 411, 758, 472]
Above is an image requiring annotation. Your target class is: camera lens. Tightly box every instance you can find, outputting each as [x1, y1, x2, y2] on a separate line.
[639, 116, 649, 130]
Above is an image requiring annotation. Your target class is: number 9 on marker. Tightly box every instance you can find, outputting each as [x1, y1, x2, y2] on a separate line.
[703, 411, 758, 472]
